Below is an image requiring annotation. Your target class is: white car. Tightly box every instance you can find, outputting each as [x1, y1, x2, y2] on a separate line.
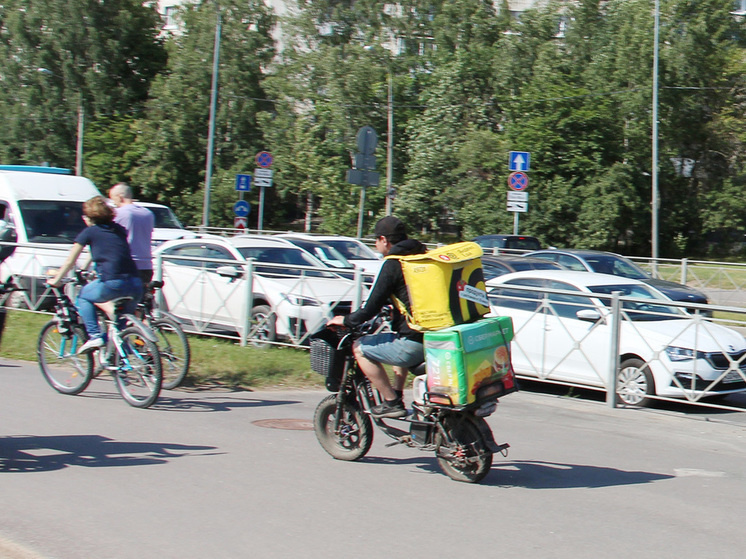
[485, 270, 746, 406]
[275, 233, 383, 278]
[155, 236, 366, 346]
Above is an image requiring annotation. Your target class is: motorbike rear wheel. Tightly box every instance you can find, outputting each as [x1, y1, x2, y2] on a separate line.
[435, 414, 493, 483]
[314, 393, 373, 461]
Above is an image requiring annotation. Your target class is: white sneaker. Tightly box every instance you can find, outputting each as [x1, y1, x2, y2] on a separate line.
[78, 337, 105, 355]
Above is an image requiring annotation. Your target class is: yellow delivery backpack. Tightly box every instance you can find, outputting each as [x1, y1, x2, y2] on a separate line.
[386, 241, 490, 332]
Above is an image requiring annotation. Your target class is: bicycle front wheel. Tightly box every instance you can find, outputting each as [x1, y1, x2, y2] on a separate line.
[151, 316, 190, 390]
[37, 321, 94, 395]
[113, 326, 163, 408]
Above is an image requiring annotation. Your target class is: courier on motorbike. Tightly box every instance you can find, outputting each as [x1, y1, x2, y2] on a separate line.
[327, 216, 427, 418]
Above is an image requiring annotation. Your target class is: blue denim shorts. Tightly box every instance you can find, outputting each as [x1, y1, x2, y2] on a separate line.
[357, 332, 424, 368]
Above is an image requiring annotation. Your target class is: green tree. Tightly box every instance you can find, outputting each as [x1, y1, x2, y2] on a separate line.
[130, 0, 275, 227]
[0, 0, 166, 173]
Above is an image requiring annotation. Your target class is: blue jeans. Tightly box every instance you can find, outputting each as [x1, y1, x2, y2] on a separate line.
[76, 276, 143, 339]
[357, 332, 424, 368]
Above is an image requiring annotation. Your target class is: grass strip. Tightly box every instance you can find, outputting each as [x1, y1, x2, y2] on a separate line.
[0, 309, 323, 390]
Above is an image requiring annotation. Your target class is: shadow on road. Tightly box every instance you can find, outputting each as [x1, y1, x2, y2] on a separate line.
[0, 434, 220, 473]
[360, 454, 672, 488]
[486, 459, 673, 488]
[150, 395, 303, 412]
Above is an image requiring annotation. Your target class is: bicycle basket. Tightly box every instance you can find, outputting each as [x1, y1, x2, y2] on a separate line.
[309, 328, 346, 379]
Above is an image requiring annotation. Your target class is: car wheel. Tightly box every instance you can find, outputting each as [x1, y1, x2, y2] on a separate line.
[250, 304, 277, 348]
[617, 358, 655, 407]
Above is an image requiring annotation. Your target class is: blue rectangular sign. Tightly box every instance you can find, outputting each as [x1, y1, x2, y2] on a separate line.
[235, 174, 252, 192]
[509, 151, 531, 172]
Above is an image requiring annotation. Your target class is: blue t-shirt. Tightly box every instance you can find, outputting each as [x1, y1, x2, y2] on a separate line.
[75, 223, 138, 281]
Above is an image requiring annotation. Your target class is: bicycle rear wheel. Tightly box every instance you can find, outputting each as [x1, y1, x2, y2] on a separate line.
[113, 326, 162, 408]
[37, 320, 94, 395]
[151, 316, 190, 390]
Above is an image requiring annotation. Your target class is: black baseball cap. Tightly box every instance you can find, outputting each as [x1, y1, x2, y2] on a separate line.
[374, 216, 406, 238]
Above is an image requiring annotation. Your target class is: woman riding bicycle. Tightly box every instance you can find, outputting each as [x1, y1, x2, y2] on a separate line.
[48, 195, 142, 354]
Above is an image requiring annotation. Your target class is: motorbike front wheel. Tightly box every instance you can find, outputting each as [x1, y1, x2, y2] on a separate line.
[314, 393, 373, 461]
[435, 414, 493, 483]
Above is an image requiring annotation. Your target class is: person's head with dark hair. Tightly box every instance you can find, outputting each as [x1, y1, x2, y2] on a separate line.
[82, 196, 115, 225]
[374, 216, 408, 245]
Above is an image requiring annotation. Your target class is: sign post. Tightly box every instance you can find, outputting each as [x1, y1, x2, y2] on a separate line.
[347, 125, 380, 237]
[507, 155, 530, 234]
[255, 151, 273, 230]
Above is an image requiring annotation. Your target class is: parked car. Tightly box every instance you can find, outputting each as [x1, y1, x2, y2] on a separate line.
[274, 234, 377, 285]
[155, 236, 366, 346]
[525, 248, 710, 314]
[473, 234, 542, 254]
[275, 233, 383, 278]
[481, 254, 562, 281]
[486, 270, 746, 406]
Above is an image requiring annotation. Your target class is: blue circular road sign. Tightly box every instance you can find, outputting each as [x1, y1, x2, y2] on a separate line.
[508, 171, 529, 191]
[256, 151, 273, 168]
[233, 200, 250, 217]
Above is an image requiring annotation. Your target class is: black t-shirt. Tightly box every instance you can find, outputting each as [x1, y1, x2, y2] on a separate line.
[343, 238, 427, 340]
[75, 223, 138, 281]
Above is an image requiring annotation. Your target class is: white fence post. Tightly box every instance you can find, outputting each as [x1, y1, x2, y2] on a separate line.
[239, 260, 255, 347]
[607, 291, 622, 408]
[681, 257, 688, 285]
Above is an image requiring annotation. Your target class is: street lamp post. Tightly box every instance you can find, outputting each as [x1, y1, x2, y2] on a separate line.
[651, 0, 660, 263]
[385, 72, 394, 216]
[37, 68, 84, 176]
[202, 10, 222, 230]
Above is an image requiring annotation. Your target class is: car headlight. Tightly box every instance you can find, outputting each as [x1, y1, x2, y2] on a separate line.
[665, 346, 698, 362]
[285, 295, 321, 307]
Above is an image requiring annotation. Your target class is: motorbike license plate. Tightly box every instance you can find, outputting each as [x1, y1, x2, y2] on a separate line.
[475, 401, 497, 417]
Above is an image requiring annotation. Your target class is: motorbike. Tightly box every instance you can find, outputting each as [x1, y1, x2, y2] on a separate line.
[311, 311, 517, 483]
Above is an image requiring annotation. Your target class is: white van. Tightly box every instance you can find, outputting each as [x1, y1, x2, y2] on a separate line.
[0, 165, 101, 308]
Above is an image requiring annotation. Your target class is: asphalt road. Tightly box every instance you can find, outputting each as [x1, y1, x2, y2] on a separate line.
[2, 358, 746, 559]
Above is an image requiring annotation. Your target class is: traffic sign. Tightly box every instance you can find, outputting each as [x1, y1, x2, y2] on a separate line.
[254, 168, 273, 178]
[509, 151, 531, 172]
[356, 126, 378, 155]
[235, 174, 251, 191]
[234, 216, 248, 230]
[507, 201, 528, 213]
[508, 171, 529, 191]
[256, 151, 273, 168]
[233, 200, 250, 217]
[254, 177, 273, 188]
[507, 191, 528, 202]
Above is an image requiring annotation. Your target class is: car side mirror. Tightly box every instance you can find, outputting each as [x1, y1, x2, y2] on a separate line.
[0, 219, 17, 262]
[576, 309, 604, 323]
[216, 265, 243, 281]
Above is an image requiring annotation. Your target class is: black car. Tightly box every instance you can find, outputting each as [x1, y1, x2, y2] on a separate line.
[473, 234, 542, 254]
[524, 249, 710, 312]
[481, 254, 562, 281]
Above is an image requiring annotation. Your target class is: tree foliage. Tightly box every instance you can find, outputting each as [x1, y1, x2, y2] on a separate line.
[0, 0, 745, 256]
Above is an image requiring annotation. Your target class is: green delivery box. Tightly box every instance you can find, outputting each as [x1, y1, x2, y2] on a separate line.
[424, 316, 515, 405]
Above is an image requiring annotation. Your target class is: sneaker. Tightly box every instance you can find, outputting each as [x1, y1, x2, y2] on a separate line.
[78, 337, 105, 355]
[370, 397, 406, 419]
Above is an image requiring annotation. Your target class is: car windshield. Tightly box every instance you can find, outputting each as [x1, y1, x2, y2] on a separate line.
[584, 255, 649, 280]
[237, 246, 340, 279]
[588, 284, 686, 321]
[143, 205, 184, 229]
[18, 200, 85, 243]
[323, 239, 379, 260]
[285, 239, 354, 269]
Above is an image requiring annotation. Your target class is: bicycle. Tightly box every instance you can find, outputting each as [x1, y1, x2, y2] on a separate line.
[135, 279, 191, 390]
[37, 272, 163, 408]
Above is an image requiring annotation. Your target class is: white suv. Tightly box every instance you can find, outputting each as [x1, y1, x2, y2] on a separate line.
[155, 236, 367, 346]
